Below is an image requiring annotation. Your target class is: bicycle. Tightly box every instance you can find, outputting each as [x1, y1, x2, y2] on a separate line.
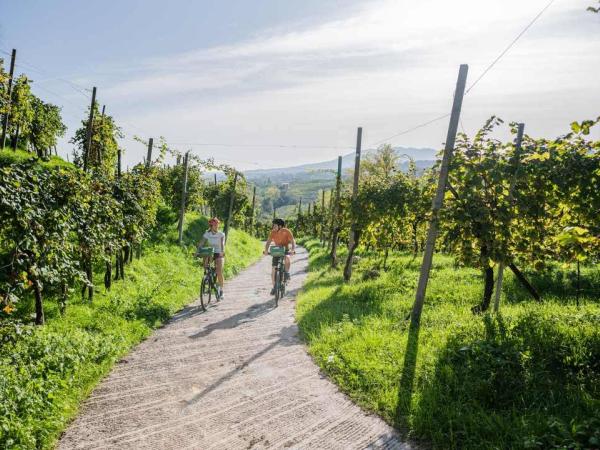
[269, 246, 287, 307]
[196, 247, 221, 311]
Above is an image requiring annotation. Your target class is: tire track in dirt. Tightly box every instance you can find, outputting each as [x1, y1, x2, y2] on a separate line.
[59, 248, 413, 449]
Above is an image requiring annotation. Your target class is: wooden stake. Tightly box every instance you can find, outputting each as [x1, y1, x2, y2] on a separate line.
[493, 123, 525, 313]
[117, 148, 122, 178]
[146, 137, 153, 169]
[330, 156, 343, 266]
[1, 49, 16, 149]
[249, 185, 256, 233]
[178, 151, 190, 244]
[224, 172, 238, 241]
[320, 189, 326, 243]
[83, 87, 97, 172]
[411, 64, 468, 327]
[343, 127, 363, 282]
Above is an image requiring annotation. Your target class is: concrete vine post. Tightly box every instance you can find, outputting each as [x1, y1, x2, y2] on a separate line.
[410, 64, 468, 327]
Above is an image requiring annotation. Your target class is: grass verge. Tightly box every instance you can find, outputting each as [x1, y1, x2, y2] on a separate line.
[296, 239, 600, 450]
[0, 215, 262, 449]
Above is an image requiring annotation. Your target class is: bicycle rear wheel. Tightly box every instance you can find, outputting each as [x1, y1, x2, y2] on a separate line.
[200, 276, 212, 311]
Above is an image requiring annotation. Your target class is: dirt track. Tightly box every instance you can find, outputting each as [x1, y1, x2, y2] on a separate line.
[59, 247, 413, 449]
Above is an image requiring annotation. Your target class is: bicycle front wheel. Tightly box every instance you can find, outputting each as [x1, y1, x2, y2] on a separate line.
[200, 276, 212, 311]
[274, 271, 281, 307]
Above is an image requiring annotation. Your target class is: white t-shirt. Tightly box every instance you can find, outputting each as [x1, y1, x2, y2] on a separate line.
[203, 230, 225, 254]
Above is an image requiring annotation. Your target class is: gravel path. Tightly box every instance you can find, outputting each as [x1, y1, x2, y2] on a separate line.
[59, 247, 412, 450]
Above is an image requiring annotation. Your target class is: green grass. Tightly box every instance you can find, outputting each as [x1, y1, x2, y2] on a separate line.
[0, 148, 75, 169]
[0, 215, 262, 449]
[296, 239, 600, 450]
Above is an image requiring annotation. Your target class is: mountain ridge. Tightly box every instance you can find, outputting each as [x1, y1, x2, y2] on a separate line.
[244, 146, 438, 179]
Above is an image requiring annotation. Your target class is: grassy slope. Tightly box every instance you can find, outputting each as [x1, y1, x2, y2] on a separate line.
[0, 214, 262, 449]
[0, 148, 75, 169]
[296, 239, 600, 450]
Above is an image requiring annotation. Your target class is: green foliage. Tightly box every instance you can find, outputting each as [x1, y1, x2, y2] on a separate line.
[0, 219, 262, 449]
[203, 171, 250, 225]
[156, 162, 205, 212]
[0, 161, 88, 320]
[70, 102, 122, 177]
[28, 97, 66, 158]
[0, 59, 65, 156]
[297, 239, 600, 450]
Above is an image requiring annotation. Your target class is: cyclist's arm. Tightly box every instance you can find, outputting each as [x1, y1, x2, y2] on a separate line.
[264, 237, 272, 255]
[221, 235, 225, 256]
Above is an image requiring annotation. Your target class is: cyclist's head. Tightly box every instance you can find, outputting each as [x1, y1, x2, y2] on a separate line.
[272, 218, 285, 229]
[208, 217, 220, 228]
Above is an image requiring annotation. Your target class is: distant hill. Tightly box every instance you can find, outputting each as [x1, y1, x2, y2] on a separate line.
[244, 146, 437, 180]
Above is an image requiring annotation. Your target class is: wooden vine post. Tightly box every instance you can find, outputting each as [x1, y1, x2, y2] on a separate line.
[343, 127, 363, 282]
[411, 64, 468, 327]
[83, 87, 97, 172]
[329, 156, 342, 265]
[320, 189, 326, 244]
[146, 137, 154, 169]
[224, 172, 238, 242]
[178, 151, 190, 244]
[249, 185, 256, 234]
[1, 49, 16, 149]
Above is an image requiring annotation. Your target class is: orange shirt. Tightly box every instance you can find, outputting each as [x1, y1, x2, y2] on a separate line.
[269, 228, 294, 248]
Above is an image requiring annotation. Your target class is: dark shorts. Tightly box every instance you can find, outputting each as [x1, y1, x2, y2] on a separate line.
[271, 251, 290, 267]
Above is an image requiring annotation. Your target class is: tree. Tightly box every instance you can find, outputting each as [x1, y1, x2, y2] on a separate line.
[361, 144, 399, 181]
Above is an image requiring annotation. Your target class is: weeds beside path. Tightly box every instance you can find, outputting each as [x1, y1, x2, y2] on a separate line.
[0, 217, 262, 449]
[296, 239, 600, 450]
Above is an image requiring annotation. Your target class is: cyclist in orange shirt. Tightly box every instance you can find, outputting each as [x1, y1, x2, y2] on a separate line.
[263, 218, 296, 295]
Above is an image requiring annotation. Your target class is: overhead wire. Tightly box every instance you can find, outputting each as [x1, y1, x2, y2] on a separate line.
[366, 0, 556, 149]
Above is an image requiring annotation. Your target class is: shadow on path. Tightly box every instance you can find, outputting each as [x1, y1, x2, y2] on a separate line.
[188, 299, 275, 339]
[169, 304, 206, 324]
[182, 324, 298, 408]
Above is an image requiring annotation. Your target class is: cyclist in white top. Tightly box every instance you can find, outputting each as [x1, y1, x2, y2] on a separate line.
[198, 217, 225, 297]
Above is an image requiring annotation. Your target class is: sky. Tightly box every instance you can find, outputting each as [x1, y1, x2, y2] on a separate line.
[1, 0, 599, 170]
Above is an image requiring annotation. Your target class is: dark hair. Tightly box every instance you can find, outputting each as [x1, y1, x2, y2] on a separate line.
[272, 218, 285, 227]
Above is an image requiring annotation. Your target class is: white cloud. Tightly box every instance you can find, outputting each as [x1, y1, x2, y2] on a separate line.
[78, 0, 599, 169]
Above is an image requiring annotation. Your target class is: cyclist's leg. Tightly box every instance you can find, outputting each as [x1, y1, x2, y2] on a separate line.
[203, 256, 210, 269]
[284, 253, 291, 280]
[214, 255, 224, 288]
